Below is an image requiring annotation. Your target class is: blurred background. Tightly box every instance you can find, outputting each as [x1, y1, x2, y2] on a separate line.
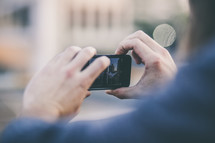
[0, 0, 189, 132]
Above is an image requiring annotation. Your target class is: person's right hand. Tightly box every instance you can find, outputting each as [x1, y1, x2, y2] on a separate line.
[106, 31, 177, 99]
[22, 46, 110, 122]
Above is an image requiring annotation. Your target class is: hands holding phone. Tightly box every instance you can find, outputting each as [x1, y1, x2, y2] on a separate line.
[22, 30, 177, 121]
[22, 47, 110, 121]
[107, 30, 177, 99]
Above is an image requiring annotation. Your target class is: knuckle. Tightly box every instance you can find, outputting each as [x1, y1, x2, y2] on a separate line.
[68, 46, 81, 53]
[161, 48, 169, 56]
[84, 47, 96, 55]
[81, 52, 91, 61]
[118, 42, 127, 53]
[113, 90, 125, 99]
[79, 78, 90, 89]
[63, 47, 81, 58]
[78, 55, 90, 63]
[119, 41, 125, 48]
[132, 38, 142, 46]
[80, 48, 96, 59]
[63, 67, 76, 78]
[135, 30, 144, 37]
[151, 56, 163, 68]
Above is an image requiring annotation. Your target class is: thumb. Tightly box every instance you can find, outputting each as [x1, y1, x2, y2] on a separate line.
[106, 87, 136, 99]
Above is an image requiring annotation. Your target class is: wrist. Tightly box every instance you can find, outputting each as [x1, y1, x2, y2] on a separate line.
[21, 104, 60, 122]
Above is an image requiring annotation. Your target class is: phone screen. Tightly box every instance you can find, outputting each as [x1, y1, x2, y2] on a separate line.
[84, 55, 131, 90]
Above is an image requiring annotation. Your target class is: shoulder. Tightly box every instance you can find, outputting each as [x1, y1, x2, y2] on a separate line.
[190, 38, 215, 67]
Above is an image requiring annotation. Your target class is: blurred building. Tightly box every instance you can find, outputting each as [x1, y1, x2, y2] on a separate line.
[59, 0, 134, 51]
[134, 0, 189, 22]
[34, 0, 135, 70]
[0, 0, 189, 89]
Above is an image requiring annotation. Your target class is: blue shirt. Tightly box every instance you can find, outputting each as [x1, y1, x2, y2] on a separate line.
[1, 39, 215, 143]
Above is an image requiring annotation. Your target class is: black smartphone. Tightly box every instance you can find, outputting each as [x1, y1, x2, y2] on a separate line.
[84, 55, 131, 90]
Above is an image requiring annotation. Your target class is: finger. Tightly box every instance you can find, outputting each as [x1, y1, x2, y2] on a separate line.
[106, 87, 136, 99]
[85, 91, 91, 98]
[106, 88, 128, 99]
[126, 30, 164, 53]
[116, 38, 154, 63]
[115, 42, 129, 55]
[66, 47, 96, 71]
[57, 46, 81, 65]
[81, 56, 110, 88]
[132, 51, 141, 65]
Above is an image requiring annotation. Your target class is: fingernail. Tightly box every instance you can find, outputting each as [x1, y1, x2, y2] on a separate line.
[106, 90, 113, 94]
[105, 90, 110, 93]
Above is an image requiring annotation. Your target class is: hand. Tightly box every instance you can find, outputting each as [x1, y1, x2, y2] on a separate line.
[22, 46, 110, 122]
[106, 31, 177, 99]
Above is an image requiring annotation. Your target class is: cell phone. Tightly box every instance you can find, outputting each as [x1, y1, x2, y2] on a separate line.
[84, 55, 132, 90]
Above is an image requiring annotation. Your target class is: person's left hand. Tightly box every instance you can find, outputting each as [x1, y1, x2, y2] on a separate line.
[106, 31, 177, 99]
[22, 46, 110, 122]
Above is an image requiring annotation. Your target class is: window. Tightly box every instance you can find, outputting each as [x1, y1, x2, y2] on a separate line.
[12, 6, 30, 28]
[108, 9, 113, 28]
[81, 7, 87, 28]
[70, 9, 74, 27]
[95, 8, 100, 29]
